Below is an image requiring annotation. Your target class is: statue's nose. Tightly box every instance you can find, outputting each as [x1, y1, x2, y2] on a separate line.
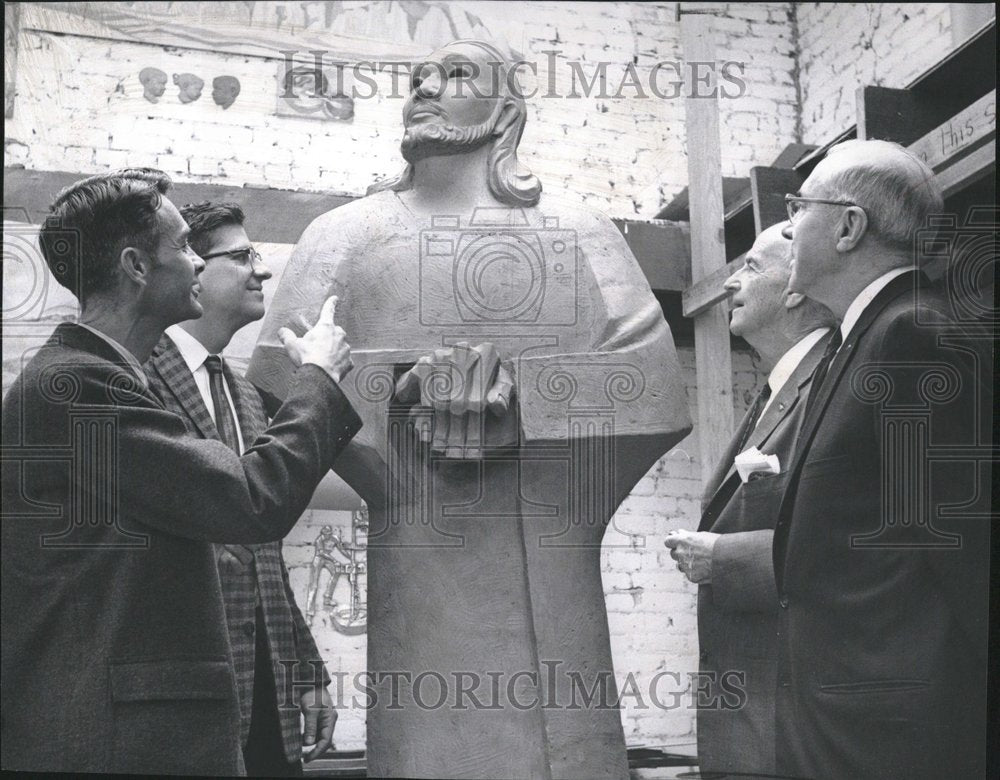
[416, 69, 443, 98]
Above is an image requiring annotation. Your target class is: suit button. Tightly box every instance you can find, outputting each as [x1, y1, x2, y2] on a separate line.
[779, 596, 789, 608]
[699, 650, 709, 662]
[244, 621, 255, 636]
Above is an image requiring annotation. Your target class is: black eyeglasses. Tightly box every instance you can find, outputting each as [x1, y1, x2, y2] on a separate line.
[200, 246, 263, 267]
[785, 194, 863, 223]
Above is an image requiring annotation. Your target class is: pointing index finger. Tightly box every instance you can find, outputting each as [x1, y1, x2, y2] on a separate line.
[318, 295, 339, 326]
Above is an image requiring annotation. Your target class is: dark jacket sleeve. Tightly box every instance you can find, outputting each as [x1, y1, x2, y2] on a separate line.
[108, 364, 361, 543]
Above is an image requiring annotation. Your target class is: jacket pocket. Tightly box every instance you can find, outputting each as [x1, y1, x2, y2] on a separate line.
[109, 658, 231, 701]
[109, 658, 239, 774]
[818, 679, 931, 694]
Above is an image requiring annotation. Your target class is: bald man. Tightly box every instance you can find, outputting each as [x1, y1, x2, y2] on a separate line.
[666, 224, 835, 775]
[774, 140, 990, 778]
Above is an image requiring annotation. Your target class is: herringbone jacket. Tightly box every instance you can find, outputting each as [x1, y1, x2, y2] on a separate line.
[145, 334, 331, 763]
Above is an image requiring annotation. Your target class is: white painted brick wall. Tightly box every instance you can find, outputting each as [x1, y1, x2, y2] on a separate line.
[796, 3, 955, 145]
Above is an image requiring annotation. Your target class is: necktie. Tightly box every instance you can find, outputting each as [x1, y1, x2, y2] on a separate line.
[204, 355, 255, 567]
[736, 383, 772, 454]
[803, 329, 843, 420]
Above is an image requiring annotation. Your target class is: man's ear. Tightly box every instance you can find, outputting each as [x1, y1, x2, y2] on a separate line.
[784, 290, 805, 309]
[835, 206, 867, 252]
[119, 246, 151, 288]
[492, 100, 520, 137]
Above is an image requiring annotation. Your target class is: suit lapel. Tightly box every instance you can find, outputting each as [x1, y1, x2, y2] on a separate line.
[225, 364, 267, 445]
[698, 332, 833, 532]
[795, 272, 918, 462]
[149, 335, 221, 441]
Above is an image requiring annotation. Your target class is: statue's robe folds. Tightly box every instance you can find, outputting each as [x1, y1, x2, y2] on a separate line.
[248, 191, 691, 779]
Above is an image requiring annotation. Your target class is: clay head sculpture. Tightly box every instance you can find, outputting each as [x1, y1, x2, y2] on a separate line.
[173, 73, 204, 104]
[139, 67, 168, 103]
[211, 75, 241, 109]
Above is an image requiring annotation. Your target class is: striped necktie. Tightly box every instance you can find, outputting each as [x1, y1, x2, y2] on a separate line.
[204, 355, 255, 567]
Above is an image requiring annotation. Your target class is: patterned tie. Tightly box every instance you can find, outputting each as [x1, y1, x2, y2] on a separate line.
[204, 355, 255, 567]
[803, 329, 843, 421]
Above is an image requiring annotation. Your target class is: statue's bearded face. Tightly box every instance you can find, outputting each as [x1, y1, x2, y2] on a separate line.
[400, 43, 507, 163]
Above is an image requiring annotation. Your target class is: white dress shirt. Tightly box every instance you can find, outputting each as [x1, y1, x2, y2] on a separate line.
[165, 325, 245, 452]
[759, 326, 832, 417]
[76, 321, 148, 390]
[839, 266, 913, 343]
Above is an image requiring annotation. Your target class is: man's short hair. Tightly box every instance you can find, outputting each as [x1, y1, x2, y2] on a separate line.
[823, 139, 943, 253]
[179, 202, 246, 256]
[39, 168, 171, 303]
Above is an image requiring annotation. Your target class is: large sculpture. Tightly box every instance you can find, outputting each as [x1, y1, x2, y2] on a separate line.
[249, 39, 691, 779]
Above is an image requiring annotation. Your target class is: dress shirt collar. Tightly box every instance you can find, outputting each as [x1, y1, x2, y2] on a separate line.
[165, 324, 212, 373]
[767, 326, 832, 400]
[75, 322, 148, 389]
[840, 266, 913, 342]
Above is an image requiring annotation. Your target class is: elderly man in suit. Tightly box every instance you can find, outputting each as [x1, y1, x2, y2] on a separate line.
[144, 202, 333, 776]
[1, 169, 360, 774]
[774, 139, 990, 778]
[665, 223, 835, 775]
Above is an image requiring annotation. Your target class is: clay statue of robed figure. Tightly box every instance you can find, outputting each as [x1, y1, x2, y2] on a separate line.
[248, 39, 691, 780]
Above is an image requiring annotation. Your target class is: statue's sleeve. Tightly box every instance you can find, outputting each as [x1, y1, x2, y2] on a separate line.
[512, 210, 691, 445]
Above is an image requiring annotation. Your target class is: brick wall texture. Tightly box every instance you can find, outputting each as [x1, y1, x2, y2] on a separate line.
[2, 0, 972, 753]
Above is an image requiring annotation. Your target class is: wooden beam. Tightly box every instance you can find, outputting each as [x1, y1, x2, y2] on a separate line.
[749, 167, 802, 234]
[612, 219, 691, 291]
[936, 141, 996, 198]
[682, 254, 744, 319]
[908, 90, 996, 172]
[680, 11, 734, 487]
[856, 85, 952, 146]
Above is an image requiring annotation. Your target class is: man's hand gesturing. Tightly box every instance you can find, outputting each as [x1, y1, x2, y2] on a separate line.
[278, 295, 354, 384]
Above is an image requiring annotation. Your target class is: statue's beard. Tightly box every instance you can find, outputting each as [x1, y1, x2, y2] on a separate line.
[400, 118, 496, 163]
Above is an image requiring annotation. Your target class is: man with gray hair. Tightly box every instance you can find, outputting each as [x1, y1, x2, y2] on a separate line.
[775, 140, 990, 778]
[666, 223, 835, 775]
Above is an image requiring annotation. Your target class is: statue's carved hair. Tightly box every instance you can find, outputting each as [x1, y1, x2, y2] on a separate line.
[369, 40, 541, 207]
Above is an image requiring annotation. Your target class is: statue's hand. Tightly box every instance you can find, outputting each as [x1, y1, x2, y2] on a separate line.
[394, 342, 515, 457]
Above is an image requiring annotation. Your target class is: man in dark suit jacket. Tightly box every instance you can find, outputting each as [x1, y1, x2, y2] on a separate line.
[774, 140, 990, 778]
[1, 170, 360, 774]
[665, 224, 835, 775]
[145, 201, 334, 776]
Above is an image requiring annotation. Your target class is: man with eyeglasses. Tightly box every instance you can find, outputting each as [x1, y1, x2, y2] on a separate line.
[144, 202, 335, 777]
[773, 140, 990, 779]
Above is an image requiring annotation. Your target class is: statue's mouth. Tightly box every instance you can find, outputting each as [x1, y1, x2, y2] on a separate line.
[406, 104, 445, 124]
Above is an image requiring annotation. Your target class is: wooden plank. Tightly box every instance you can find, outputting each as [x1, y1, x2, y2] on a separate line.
[680, 11, 735, 487]
[612, 218, 691, 291]
[935, 141, 996, 198]
[857, 85, 950, 146]
[749, 167, 802, 234]
[682, 254, 745, 319]
[20, 2, 428, 64]
[3, 168, 354, 244]
[908, 90, 996, 172]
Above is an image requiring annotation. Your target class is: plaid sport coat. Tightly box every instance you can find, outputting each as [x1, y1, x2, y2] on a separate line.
[145, 334, 331, 763]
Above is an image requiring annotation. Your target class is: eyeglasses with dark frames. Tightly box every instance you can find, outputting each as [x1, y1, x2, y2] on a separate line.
[199, 246, 264, 266]
[785, 194, 863, 223]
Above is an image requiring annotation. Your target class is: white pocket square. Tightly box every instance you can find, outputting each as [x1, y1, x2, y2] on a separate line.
[733, 446, 781, 483]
